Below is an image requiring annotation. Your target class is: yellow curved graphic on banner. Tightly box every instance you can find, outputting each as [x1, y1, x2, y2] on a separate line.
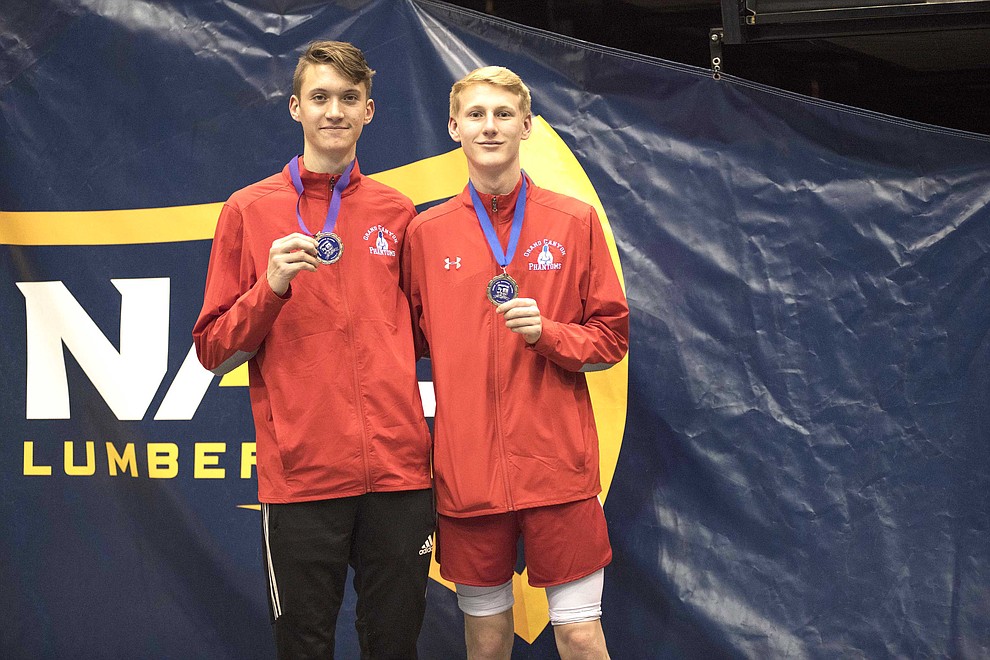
[2, 117, 628, 644]
[0, 203, 223, 246]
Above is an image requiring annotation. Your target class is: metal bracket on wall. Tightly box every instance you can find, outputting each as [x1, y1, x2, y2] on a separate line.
[709, 28, 724, 80]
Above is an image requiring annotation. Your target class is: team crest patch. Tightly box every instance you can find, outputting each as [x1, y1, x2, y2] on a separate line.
[364, 225, 398, 257]
[524, 238, 566, 271]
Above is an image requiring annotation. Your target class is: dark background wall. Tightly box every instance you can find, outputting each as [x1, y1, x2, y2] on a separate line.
[446, 0, 990, 136]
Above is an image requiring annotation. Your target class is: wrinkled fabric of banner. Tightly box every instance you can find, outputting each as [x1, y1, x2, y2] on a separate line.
[2, 1, 989, 658]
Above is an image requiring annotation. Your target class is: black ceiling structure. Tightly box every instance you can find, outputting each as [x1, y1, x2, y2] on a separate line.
[445, 0, 990, 135]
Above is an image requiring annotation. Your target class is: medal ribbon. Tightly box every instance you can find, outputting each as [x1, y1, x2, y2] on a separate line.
[468, 173, 527, 271]
[288, 156, 354, 236]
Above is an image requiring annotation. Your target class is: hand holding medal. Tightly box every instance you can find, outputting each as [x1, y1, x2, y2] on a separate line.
[496, 297, 543, 344]
[267, 232, 320, 296]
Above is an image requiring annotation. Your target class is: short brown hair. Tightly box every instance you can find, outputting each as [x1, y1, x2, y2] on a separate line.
[449, 66, 532, 118]
[293, 41, 375, 98]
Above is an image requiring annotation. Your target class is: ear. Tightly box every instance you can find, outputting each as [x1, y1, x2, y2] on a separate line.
[288, 95, 301, 123]
[364, 98, 375, 125]
[448, 116, 461, 143]
[520, 113, 533, 140]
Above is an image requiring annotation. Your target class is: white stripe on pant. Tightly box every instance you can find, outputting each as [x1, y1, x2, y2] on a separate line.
[262, 503, 282, 619]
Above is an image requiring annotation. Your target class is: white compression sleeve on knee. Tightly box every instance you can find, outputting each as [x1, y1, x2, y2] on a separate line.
[546, 569, 604, 626]
[455, 580, 515, 617]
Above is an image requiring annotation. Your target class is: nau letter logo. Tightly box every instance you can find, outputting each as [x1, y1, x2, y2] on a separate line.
[17, 278, 213, 421]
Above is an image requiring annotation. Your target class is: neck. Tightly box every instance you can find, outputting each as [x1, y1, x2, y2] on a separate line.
[302, 148, 354, 175]
[468, 164, 521, 196]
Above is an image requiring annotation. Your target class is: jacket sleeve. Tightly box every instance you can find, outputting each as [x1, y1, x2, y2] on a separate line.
[192, 202, 289, 374]
[400, 220, 430, 361]
[528, 206, 629, 372]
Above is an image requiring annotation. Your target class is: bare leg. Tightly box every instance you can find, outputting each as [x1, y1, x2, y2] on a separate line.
[553, 619, 610, 660]
[464, 610, 514, 660]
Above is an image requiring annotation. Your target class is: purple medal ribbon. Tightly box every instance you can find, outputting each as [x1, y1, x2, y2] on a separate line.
[288, 155, 354, 237]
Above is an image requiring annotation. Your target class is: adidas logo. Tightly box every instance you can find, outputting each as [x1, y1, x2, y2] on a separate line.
[418, 536, 434, 556]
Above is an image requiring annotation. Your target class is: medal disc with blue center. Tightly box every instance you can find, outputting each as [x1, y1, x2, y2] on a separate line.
[486, 273, 518, 305]
[315, 231, 343, 264]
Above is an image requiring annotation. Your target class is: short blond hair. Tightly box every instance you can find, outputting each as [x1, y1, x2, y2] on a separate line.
[293, 41, 375, 98]
[449, 66, 532, 118]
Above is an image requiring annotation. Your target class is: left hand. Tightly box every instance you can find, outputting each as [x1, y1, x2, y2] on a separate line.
[496, 297, 542, 345]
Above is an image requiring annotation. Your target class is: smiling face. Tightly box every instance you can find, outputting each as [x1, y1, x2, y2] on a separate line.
[448, 82, 532, 188]
[288, 63, 374, 173]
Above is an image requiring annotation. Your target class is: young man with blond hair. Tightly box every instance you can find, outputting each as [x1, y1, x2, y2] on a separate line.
[194, 41, 433, 658]
[403, 66, 629, 659]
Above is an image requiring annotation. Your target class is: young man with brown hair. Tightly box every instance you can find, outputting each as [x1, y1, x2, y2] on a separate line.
[194, 41, 433, 658]
[403, 66, 629, 659]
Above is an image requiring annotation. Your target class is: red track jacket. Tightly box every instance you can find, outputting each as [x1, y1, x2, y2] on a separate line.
[403, 174, 629, 517]
[194, 159, 432, 503]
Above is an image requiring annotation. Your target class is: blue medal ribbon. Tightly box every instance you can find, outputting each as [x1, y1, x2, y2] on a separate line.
[288, 155, 354, 237]
[468, 173, 528, 272]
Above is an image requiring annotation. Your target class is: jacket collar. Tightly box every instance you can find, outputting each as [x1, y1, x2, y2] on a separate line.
[282, 156, 363, 200]
[457, 172, 529, 224]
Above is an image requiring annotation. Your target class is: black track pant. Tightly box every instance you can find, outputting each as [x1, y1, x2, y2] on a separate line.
[262, 490, 435, 659]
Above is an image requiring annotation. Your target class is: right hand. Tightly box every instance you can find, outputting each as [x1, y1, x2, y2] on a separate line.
[267, 232, 319, 296]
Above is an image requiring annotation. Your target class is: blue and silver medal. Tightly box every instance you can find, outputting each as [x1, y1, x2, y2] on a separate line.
[288, 156, 354, 264]
[469, 175, 527, 306]
[487, 272, 518, 306]
[315, 231, 343, 265]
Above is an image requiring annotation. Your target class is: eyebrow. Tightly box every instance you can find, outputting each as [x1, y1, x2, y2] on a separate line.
[464, 104, 515, 112]
[307, 86, 363, 95]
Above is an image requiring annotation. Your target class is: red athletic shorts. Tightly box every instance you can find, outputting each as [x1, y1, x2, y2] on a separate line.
[436, 497, 612, 588]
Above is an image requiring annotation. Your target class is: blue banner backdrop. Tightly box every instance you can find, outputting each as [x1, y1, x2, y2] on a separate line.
[2, 1, 989, 657]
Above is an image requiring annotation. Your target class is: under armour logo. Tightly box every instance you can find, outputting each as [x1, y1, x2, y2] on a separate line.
[444, 257, 461, 270]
